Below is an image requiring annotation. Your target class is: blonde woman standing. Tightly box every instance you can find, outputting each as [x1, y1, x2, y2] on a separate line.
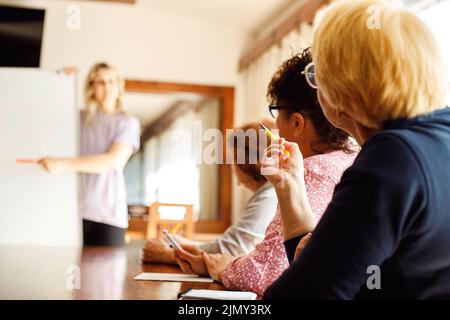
[39, 63, 140, 246]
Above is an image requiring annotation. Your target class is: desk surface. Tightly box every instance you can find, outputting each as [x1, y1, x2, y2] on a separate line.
[0, 241, 226, 299]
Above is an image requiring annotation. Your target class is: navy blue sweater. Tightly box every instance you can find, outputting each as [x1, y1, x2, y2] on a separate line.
[264, 107, 450, 299]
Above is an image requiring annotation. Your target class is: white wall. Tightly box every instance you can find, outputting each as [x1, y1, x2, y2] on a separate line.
[0, 0, 246, 87]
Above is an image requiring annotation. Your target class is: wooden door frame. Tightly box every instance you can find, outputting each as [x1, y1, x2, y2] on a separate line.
[125, 79, 234, 234]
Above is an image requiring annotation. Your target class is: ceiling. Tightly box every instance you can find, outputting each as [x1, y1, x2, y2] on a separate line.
[137, 0, 296, 36]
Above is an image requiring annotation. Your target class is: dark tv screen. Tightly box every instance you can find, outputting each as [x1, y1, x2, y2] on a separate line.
[0, 5, 45, 67]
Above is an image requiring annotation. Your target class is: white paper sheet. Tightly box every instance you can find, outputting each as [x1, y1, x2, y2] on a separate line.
[134, 272, 214, 283]
[181, 289, 257, 300]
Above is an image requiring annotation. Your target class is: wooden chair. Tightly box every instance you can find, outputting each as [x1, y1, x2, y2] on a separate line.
[126, 205, 149, 240]
[146, 202, 194, 239]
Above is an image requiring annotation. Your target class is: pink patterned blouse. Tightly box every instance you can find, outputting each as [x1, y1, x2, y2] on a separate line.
[220, 150, 357, 296]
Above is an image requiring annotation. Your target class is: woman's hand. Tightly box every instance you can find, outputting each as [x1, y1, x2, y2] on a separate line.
[60, 66, 79, 74]
[261, 138, 304, 190]
[174, 244, 209, 276]
[141, 239, 176, 264]
[294, 233, 312, 260]
[38, 143, 133, 175]
[202, 252, 236, 282]
[262, 138, 316, 240]
[38, 157, 66, 174]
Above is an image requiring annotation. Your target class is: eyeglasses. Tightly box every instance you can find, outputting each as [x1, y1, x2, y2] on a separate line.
[301, 62, 317, 89]
[268, 104, 287, 119]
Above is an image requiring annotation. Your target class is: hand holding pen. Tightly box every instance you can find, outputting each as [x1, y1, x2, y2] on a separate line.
[257, 121, 291, 158]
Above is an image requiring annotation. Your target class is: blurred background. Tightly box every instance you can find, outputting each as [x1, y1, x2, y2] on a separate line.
[1, 0, 449, 244]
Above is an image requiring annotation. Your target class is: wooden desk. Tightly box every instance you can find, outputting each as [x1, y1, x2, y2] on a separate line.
[0, 241, 226, 299]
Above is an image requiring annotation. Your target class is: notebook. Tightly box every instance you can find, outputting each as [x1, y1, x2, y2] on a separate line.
[134, 272, 214, 283]
[179, 289, 257, 300]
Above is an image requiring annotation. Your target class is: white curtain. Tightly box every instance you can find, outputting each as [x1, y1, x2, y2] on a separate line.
[235, 20, 321, 127]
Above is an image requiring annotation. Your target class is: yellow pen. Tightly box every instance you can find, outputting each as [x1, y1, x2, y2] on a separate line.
[170, 222, 182, 234]
[257, 121, 291, 157]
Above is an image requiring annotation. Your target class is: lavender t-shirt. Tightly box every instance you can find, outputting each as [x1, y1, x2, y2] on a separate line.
[79, 111, 140, 228]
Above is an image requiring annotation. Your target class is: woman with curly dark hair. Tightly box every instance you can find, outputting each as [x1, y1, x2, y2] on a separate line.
[266, 48, 354, 156]
[173, 48, 358, 295]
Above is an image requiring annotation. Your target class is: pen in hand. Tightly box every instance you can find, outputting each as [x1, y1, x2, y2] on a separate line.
[257, 121, 291, 157]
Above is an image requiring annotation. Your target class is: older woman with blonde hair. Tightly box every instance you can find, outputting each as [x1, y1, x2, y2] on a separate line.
[38, 63, 140, 246]
[263, 0, 450, 299]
